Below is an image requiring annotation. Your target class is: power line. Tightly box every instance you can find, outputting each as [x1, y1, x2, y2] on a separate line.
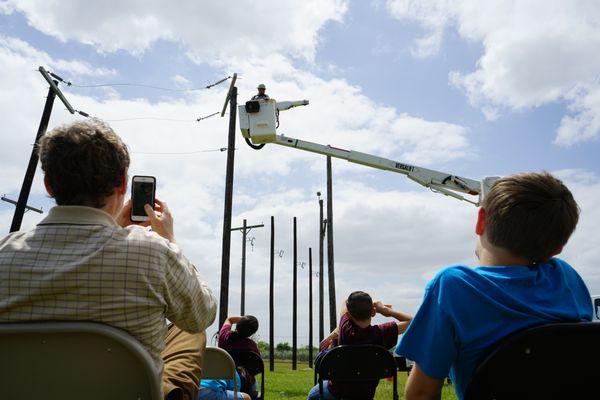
[49, 71, 231, 92]
[101, 112, 223, 123]
[45, 69, 226, 124]
[132, 147, 229, 155]
[105, 117, 198, 123]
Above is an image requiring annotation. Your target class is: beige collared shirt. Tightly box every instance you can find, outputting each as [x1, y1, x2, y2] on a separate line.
[0, 206, 216, 372]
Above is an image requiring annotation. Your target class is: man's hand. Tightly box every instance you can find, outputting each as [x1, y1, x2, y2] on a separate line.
[116, 199, 150, 228]
[144, 199, 175, 243]
[374, 300, 394, 317]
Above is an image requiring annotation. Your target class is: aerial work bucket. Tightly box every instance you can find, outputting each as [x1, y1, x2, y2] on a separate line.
[238, 99, 277, 144]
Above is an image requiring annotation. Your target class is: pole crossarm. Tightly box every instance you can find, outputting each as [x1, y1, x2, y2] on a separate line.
[39, 66, 75, 114]
[231, 223, 264, 231]
[1, 196, 43, 214]
[221, 73, 238, 117]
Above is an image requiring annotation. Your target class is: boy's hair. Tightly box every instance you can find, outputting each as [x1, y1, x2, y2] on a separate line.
[38, 119, 130, 208]
[482, 172, 579, 263]
[235, 315, 258, 338]
[346, 291, 373, 321]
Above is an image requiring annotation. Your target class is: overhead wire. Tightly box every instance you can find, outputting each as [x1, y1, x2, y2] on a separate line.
[132, 147, 229, 155]
[46, 69, 227, 124]
[105, 117, 198, 123]
[50, 72, 232, 92]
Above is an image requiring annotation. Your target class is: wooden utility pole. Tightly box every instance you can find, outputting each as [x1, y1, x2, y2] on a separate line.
[231, 220, 264, 315]
[10, 83, 56, 232]
[308, 247, 314, 368]
[292, 216, 298, 370]
[269, 216, 275, 371]
[318, 192, 326, 344]
[326, 156, 337, 331]
[219, 74, 238, 328]
[240, 219, 247, 316]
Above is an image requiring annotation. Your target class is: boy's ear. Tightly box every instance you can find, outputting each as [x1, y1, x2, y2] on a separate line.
[43, 175, 54, 197]
[118, 169, 128, 195]
[475, 207, 486, 236]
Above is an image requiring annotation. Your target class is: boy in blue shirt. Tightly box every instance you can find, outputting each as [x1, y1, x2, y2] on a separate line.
[395, 172, 593, 400]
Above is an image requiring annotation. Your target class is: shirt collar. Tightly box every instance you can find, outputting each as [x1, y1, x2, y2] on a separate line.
[39, 206, 118, 227]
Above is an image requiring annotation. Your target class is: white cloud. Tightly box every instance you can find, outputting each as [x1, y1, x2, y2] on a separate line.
[385, 0, 450, 58]
[0, 36, 117, 77]
[0, 1, 14, 14]
[385, 0, 600, 144]
[554, 169, 600, 296]
[4, 0, 348, 62]
[556, 85, 600, 146]
[171, 74, 191, 87]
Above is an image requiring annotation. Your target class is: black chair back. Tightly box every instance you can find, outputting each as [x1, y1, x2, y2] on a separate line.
[227, 349, 265, 400]
[465, 322, 600, 400]
[315, 345, 398, 400]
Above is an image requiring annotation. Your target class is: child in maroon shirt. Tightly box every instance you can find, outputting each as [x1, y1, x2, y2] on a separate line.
[218, 315, 260, 354]
[308, 291, 412, 400]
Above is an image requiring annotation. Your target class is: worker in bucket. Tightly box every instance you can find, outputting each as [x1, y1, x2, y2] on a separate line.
[251, 84, 270, 100]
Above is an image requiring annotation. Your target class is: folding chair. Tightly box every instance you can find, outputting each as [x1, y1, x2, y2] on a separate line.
[0, 321, 162, 400]
[227, 349, 265, 399]
[393, 355, 413, 372]
[465, 322, 600, 399]
[203, 346, 238, 399]
[315, 344, 398, 400]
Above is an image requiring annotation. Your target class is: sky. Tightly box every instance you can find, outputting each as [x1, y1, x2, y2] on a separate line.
[1, 0, 599, 346]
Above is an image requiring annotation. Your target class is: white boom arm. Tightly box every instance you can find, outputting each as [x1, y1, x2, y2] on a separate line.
[239, 98, 498, 206]
[273, 134, 496, 205]
[276, 100, 309, 111]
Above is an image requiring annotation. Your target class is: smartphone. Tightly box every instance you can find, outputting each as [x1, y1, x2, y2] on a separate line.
[130, 175, 156, 222]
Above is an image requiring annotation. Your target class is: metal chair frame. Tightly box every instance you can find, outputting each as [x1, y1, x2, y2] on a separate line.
[227, 349, 265, 399]
[314, 344, 398, 400]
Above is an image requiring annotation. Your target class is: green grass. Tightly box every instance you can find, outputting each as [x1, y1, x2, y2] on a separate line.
[262, 360, 457, 400]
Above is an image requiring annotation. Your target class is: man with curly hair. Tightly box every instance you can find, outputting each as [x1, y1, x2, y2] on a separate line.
[0, 119, 217, 400]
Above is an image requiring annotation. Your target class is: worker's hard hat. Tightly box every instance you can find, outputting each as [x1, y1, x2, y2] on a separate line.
[257, 84, 266, 89]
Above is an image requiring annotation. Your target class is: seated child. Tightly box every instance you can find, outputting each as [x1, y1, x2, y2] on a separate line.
[218, 315, 260, 354]
[308, 291, 412, 400]
[396, 172, 593, 400]
[218, 315, 260, 399]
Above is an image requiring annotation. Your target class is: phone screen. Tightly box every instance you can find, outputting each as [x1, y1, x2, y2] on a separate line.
[132, 179, 155, 217]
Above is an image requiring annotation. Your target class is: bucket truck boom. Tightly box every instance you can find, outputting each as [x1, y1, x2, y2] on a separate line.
[239, 98, 498, 206]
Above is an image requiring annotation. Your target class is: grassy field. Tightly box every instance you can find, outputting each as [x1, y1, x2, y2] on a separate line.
[262, 360, 457, 400]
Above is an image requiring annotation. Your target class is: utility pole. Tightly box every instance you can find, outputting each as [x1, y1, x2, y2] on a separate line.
[317, 192, 326, 343]
[327, 156, 337, 332]
[10, 83, 56, 232]
[219, 74, 238, 328]
[308, 247, 314, 368]
[231, 220, 264, 315]
[269, 216, 275, 372]
[292, 216, 298, 370]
